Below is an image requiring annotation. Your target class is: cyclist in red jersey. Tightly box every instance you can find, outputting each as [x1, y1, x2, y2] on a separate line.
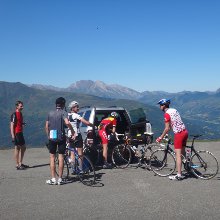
[156, 99, 188, 181]
[98, 112, 119, 169]
[10, 100, 29, 170]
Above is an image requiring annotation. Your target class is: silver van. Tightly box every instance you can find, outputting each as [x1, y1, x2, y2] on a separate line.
[77, 106, 153, 145]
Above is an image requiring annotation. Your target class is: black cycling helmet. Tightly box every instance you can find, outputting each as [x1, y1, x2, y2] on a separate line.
[157, 98, 170, 106]
[111, 112, 119, 118]
[55, 97, 66, 107]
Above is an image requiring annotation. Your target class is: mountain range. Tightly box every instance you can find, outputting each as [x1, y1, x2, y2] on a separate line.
[30, 80, 220, 139]
[0, 80, 219, 148]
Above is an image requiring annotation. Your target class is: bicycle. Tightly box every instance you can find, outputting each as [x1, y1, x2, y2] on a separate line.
[112, 132, 161, 169]
[149, 134, 219, 180]
[55, 140, 96, 186]
[83, 131, 132, 168]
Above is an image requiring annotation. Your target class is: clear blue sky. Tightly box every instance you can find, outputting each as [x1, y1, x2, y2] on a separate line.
[0, 0, 219, 92]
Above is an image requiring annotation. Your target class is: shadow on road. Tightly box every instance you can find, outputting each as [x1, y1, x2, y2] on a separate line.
[29, 163, 50, 169]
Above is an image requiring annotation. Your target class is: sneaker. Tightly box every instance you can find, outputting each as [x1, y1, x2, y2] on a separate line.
[169, 174, 184, 181]
[103, 162, 112, 169]
[57, 178, 64, 185]
[78, 170, 84, 175]
[21, 164, 29, 168]
[16, 165, 25, 170]
[46, 178, 57, 185]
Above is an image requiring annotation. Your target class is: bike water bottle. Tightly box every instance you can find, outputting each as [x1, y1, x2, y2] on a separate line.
[66, 156, 72, 163]
[131, 145, 137, 152]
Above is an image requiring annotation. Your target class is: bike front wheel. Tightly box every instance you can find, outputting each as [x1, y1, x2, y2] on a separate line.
[150, 149, 176, 177]
[143, 143, 163, 167]
[191, 151, 219, 180]
[76, 155, 96, 186]
[112, 144, 132, 168]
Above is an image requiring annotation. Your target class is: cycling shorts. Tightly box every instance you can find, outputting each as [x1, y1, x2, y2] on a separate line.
[69, 133, 83, 149]
[174, 129, 188, 149]
[98, 129, 108, 145]
[48, 139, 66, 154]
[14, 132, 25, 146]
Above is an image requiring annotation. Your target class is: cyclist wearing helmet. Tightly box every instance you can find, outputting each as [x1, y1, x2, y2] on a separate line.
[45, 97, 75, 185]
[98, 111, 119, 169]
[67, 101, 94, 164]
[156, 98, 188, 181]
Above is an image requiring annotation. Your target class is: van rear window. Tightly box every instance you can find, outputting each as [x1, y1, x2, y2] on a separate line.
[128, 108, 146, 124]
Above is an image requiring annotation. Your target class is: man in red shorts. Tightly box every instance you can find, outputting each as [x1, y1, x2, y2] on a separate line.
[10, 100, 29, 170]
[98, 112, 119, 169]
[156, 99, 188, 180]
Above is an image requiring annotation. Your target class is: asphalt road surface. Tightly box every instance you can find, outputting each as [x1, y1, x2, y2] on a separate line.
[0, 142, 220, 220]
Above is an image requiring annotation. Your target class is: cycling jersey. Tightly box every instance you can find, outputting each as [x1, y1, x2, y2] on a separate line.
[68, 112, 82, 136]
[98, 117, 117, 144]
[46, 108, 68, 141]
[164, 108, 186, 134]
[11, 111, 23, 134]
[98, 117, 117, 130]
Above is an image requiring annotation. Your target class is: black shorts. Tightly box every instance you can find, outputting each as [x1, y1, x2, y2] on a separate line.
[69, 133, 83, 149]
[15, 132, 25, 146]
[48, 139, 66, 154]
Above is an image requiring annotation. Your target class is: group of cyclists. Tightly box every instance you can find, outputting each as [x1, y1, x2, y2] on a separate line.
[10, 96, 188, 185]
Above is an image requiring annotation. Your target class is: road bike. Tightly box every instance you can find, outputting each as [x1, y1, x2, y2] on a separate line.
[149, 134, 219, 180]
[55, 140, 96, 186]
[84, 130, 159, 169]
[112, 132, 161, 169]
[84, 131, 132, 168]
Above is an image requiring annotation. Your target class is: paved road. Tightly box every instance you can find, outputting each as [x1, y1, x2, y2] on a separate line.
[0, 142, 220, 220]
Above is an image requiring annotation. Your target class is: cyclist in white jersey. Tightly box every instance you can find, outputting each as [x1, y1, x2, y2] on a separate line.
[68, 101, 94, 163]
[156, 99, 188, 181]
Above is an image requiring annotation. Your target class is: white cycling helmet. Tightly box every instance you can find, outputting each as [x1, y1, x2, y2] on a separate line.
[111, 112, 119, 118]
[68, 101, 79, 109]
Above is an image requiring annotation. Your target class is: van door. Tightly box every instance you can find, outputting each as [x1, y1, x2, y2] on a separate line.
[127, 108, 152, 136]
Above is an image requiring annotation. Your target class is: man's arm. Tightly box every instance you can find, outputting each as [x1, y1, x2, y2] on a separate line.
[81, 117, 93, 127]
[45, 121, 49, 137]
[156, 121, 171, 142]
[10, 122, 15, 140]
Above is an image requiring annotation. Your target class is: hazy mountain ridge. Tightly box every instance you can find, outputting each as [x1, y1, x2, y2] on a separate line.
[30, 80, 141, 99]
[30, 80, 220, 100]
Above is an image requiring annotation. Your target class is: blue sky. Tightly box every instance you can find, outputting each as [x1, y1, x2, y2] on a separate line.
[0, 0, 219, 92]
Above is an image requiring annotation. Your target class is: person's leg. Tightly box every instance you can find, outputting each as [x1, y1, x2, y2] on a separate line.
[170, 131, 189, 180]
[77, 148, 83, 170]
[98, 129, 108, 162]
[175, 149, 182, 175]
[14, 145, 20, 167]
[58, 140, 66, 179]
[58, 154, 64, 179]
[17, 133, 27, 167]
[46, 141, 57, 184]
[20, 145, 26, 165]
[102, 143, 108, 162]
[50, 153, 56, 178]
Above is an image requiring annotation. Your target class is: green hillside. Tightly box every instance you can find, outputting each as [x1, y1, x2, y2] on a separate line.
[0, 82, 218, 148]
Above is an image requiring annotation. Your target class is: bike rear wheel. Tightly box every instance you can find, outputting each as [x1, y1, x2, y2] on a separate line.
[191, 151, 219, 180]
[150, 149, 176, 177]
[112, 144, 132, 168]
